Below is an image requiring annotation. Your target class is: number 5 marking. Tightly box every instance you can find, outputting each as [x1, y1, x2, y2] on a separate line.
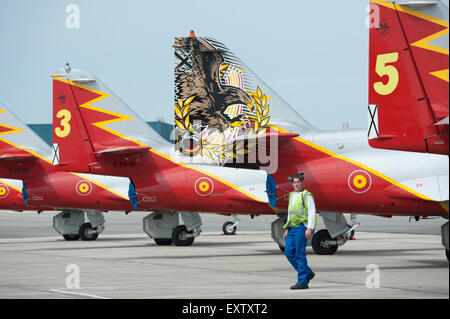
[55, 109, 71, 138]
[373, 52, 399, 96]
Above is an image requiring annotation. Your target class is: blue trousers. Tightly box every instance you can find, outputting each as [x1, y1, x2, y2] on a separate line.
[285, 224, 313, 285]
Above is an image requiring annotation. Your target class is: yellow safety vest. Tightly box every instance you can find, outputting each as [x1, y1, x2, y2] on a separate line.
[283, 190, 316, 229]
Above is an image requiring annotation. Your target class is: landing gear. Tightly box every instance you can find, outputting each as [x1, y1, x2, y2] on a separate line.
[172, 225, 195, 246]
[309, 212, 360, 255]
[154, 238, 173, 245]
[311, 229, 338, 255]
[79, 223, 100, 241]
[53, 210, 106, 241]
[222, 221, 236, 235]
[143, 211, 202, 246]
[63, 234, 80, 241]
[222, 215, 240, 235]
[270, 212, 359, 255]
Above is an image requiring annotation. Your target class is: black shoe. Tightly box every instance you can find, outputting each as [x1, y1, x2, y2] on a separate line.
[307, 272, 315, 283]
[290, 283, 309, 290]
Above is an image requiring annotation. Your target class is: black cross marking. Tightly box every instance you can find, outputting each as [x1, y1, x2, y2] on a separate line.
[52, 143, 60, 165]
[368, 104, 379, 139]
[175, 51, 193, 72]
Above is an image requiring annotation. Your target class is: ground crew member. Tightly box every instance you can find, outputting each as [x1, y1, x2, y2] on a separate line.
[283, 172, 316, 289]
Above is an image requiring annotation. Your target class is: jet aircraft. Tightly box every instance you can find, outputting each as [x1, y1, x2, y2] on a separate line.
[0, 103, 146, 240]
[170, 31, 449, 258]
[50, 67, 280, 246]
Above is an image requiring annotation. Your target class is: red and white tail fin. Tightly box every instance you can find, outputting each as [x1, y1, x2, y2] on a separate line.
[52, 71, 97, 172]
[368, 0, 448, 154]
[0, 103, 53, 176]
[52, 66, 169, 173]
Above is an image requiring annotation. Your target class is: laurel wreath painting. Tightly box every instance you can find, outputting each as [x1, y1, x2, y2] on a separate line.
[175, 86, 270, 161]
[174, 95, 194, 131]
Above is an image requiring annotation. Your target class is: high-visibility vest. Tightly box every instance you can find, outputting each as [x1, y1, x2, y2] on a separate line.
[284, 190, 316, 229]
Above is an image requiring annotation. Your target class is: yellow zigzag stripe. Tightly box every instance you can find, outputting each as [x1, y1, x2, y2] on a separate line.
[269, 123, 436, 202]
[373, 0, 449, 82]
[70, 173, 129, 200]
[52, 76, 140, 146]
[0, 109, 24, 136]
[430, 69, 449, 83]
[0, 109, 51, 164]
[0, 180, 22, 193]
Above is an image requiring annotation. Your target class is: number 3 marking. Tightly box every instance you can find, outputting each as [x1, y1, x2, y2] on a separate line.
[373, 52, 399, 96]
[55, 109, 71, 138]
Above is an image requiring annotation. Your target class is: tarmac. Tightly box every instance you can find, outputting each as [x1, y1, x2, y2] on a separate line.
[0, 211, 448, 299]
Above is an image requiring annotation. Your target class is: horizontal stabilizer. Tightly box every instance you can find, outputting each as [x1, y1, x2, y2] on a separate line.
[0, 152, 36, 160]
[385, 174, 449, 202]
[435, 116, 449, 126]
[95, 145, 151, 155]
[234, 132, 299, 143]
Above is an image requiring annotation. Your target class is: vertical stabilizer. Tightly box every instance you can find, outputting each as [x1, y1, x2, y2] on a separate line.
[368, 0, 448, 154]
[174, 36, 317, 135]
[52, 66, 171, 172]
[173, 36, 317, 168]
[52, 72, 97, 172]
[0, 103, 52, 163]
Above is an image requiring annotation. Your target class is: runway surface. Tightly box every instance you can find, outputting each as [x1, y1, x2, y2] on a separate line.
[0, 211, 448, 299]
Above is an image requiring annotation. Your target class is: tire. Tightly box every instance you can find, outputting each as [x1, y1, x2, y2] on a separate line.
[154, 238, 173, 245]
[222, 221, 236, 235]
[312, 229, 338, 255]
[63, 234, 80, 241]
[79, 223, 99, 241]
[171, 225, 194, 246]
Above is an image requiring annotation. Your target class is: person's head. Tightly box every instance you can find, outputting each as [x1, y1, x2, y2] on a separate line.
[288, 173, 304, 192]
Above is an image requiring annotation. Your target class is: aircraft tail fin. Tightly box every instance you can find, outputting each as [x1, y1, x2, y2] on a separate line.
[52, 72, 98, 172]
[0, 103, 52, 165]
[368, 0, 448, 154]
[174, 36, 317, 133]
[173, 35, 317, 170]
[52, 66, 169, 172]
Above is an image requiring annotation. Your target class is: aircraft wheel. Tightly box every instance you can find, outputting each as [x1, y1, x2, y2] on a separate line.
[79, 223, 99, 241]
[63, 234, 80, 241]
[312, 229, 338, 255]
[222, 221, 236, 235]
[172, 225, 194, 246]
[154, 238, 173, 245]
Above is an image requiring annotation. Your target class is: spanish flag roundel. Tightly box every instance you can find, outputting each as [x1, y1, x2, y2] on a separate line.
[0, 184, 9, 199]
[76, 180, 93, 196]
[348, 170, 372, 194]
[194, 177, 214, 196]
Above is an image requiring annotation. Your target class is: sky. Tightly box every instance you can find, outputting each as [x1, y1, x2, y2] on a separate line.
[1, 0, 374, 131]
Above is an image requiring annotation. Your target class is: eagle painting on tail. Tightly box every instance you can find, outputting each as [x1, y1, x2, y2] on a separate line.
[174, 36, 252, 131]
